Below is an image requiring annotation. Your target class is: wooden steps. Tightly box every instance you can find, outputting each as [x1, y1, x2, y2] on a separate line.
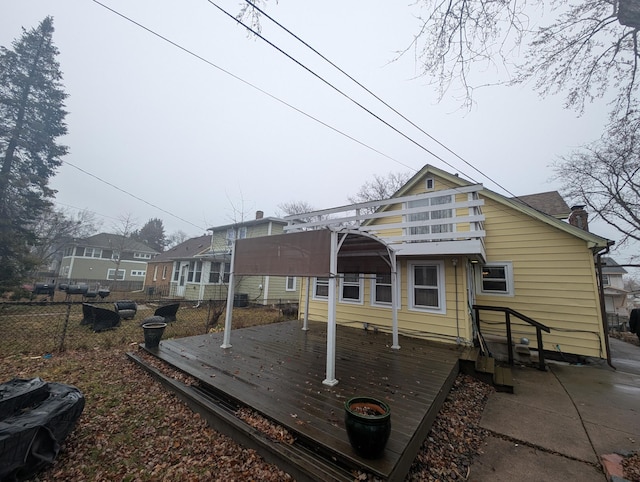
[459, 347, 514, 393]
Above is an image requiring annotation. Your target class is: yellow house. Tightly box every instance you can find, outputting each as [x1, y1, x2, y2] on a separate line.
[224, 165, 612, 385]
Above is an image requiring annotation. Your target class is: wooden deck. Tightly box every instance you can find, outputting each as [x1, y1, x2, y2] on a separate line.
[137, 320, 463, 481]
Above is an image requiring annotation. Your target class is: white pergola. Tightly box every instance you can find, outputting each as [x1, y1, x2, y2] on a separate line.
[220, 228, 400, 386]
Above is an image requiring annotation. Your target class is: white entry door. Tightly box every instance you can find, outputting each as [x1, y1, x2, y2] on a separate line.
[176, 263, 189, 297]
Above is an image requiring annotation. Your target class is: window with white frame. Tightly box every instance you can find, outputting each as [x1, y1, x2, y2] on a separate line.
[340, 273, 363, 303]
[406, 195, 454, 238]
[285, 276, 296, 291]
[209, 262, 221, 283]
[134, 252, 152, 259]
[313, 277, 329, 300]
[162, 265, 168, 280]
[173, 263, 180, 281]
[479, 262, 514, 296]
[131, 270, 146, 277]
[83, 247, 102, 258]
[601, 274, 610, 287]
[408, 261, 445, 312]
[194, 261, 202, 282]
[226, 228, 235, 246]
[371, 271, 401, 307]
[107, 269, 126, 281]
[238, 226, 247, 239]
[153, 266, 158, 281]
[209, 262, 230, 284]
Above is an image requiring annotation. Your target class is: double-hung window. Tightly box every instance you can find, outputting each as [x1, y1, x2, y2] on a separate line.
[313, 277, 329, 300]
[408, 261, 445, 313]
[371, 268, 401, 307]
[340, 273, 363, 303]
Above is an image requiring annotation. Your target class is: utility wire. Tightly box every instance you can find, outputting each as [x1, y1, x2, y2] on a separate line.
[91, 0, 414, 172]
[206, 0, 471, 178]
[238, 0, 520, 199]
[62, 160, 207, 231]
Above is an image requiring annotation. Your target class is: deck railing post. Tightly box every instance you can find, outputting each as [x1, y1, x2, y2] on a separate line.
[505, 311, 514, 365]
[536, 327, 546, 371]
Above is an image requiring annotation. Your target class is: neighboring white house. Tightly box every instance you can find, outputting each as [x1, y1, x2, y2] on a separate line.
[601, 257, 629, 317]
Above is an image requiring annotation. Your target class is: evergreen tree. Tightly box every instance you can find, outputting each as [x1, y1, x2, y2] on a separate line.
[0, 17, 68, 293]
[132, 218, 166, 252]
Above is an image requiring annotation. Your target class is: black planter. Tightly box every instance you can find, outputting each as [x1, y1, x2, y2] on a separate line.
[344, 396, 391, 459]
[142, 322, 167, 348]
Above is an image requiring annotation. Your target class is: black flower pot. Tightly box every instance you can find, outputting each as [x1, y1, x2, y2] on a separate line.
[142, 322, 167, 348]
[344, 396, 391, 459]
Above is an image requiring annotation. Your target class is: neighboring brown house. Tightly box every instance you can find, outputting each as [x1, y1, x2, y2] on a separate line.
[144, 234, 210, 297]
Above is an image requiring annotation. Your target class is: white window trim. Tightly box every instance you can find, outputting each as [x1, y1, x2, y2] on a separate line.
[130, 270, 146, 277]
[339, 274, 364, 305]
[312, 277, 329, 301]
[478, 261, 514, 297]
[153, 266, 158, 281]
[107, 268, 126, 281]
[285, 276, 297, 292]
[370, 266, 401, 308]
[407, 260, 446, 314]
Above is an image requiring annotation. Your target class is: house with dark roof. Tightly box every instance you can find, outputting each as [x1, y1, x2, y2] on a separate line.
[144, 212, 300, 304]
[600, 257, 629, 317]
[512, 191, 571, 219]
[58, 233, 159, 286]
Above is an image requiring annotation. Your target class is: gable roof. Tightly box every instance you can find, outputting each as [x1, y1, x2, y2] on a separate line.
[511, 191, 571, 219]
[395, 165, 612, 251]
[601, 257, 628, 275]
[150, 234, 211, 263]
[78, 233, 159, 254]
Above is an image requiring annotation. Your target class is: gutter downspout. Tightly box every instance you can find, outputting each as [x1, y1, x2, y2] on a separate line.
[596, 244, 614, 369]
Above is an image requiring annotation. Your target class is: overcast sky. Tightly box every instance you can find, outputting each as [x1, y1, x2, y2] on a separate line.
[3, 1, 629, 266]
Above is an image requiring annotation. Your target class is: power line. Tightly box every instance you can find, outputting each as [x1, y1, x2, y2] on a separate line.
[62, 160, 208, 231]
[238, 0, 520, 198]
[206, 0, 473, 178]
[90, 0, 414, 172]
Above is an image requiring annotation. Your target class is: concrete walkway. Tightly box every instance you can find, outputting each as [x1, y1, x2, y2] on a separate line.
[469, 338, 640, 481]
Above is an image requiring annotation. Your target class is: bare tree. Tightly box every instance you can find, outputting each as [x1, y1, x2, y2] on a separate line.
[109, 214, 138, 281]
[28, 207, 100, 274]
[401, 1, 639, 121]
[554, 117, 640, 250]
[348, 171, 411, 205]
[166, 230, 190, 249]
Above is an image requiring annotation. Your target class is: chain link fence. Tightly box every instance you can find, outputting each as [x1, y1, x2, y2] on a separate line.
[0, 299, 298, 357]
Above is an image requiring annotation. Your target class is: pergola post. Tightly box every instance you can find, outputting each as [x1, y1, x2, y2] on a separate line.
[302, 276, 310, 331]
[221, 243, 236, 349]
[390, 252, 400, 350]
[323, 230, 339, 386]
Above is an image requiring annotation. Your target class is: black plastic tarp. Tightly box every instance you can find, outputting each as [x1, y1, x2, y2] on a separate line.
[0, 378, 85, 481]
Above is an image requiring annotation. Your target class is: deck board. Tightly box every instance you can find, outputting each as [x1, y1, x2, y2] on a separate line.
[143, 320, 462, 480]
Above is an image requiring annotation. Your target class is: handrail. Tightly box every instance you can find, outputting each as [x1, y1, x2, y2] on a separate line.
[473, 304, 551, 371]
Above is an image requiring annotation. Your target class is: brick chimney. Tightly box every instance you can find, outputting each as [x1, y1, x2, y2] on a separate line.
[255, 210, 264, 220]
[568, 205, 589, 231]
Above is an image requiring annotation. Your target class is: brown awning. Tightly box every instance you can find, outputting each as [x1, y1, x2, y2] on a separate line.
[234, 230, 332, 277]
[234, 229, 392, 276]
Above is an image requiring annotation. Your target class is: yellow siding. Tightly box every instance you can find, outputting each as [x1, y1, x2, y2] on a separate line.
[297, 171, 605, 360]
[476, 196, 605, 358]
